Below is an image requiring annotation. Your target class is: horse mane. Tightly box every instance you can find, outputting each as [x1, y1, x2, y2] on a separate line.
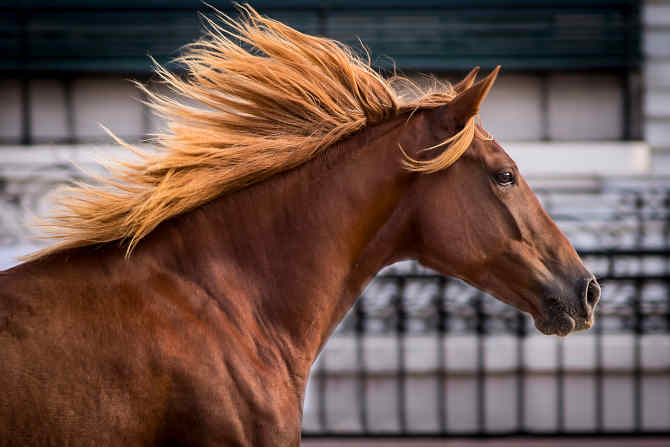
[26, 4, 479, 261]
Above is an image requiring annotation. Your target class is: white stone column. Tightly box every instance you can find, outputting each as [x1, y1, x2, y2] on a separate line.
[644, 0, 670, 174]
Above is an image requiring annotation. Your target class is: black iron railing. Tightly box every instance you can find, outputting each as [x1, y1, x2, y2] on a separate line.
[303, 188, 670, 437]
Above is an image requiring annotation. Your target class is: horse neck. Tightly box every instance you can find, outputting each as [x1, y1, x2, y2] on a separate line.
[149, 113, 426, 366]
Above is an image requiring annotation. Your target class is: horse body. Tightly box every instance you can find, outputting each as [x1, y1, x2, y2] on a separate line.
[0, 114, 421, 446]
[1, 6, 600, 445]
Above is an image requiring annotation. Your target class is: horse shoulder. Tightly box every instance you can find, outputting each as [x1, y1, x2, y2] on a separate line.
[144, 274, 304, 446]
[0, 262, 302, 446]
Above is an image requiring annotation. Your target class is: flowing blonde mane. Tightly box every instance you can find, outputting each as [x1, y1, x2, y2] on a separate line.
[27, 4, 479, 261]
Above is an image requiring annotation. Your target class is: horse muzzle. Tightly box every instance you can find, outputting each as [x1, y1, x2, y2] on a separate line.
[533, 276, 601, 336]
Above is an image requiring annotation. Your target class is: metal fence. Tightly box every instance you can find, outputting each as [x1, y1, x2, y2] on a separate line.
[302, 187, 670, 437]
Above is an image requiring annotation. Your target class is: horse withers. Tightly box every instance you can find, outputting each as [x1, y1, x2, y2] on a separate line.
[0, 6, 599, 446]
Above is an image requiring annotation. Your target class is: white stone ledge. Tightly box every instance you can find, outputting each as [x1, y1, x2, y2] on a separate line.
[0, 144, 135, 165]
[0, 141, 654, 179]
[316, 334, 670, 375]
[0, 145, 143, 181]
[503, 141, 651, 177]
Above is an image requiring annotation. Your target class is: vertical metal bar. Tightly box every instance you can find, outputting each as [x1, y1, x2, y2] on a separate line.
[666, 191, 670, 430]
[316, 353, 327, 432]
[664, 191, 670, 248]
[475, 291, 486, 433]
[436, 276, 448, 435]
[596, 248, 615, 434]
[667, 272, 670, 431]
[622, 1, 641, 141]
[597, 248, 616, 433]
[516, 312, 526, 434]
[396, 277, 407, 433]
[20, 78, 32, 145]
[63, 78, 76, 144]
[594, 275, 604, 434]
[633, 277, 643, 433]
[633, 192, 645, 432]
[539, 72, 550, 142]
[556, 337, 565, 433]
[18, 9, 31, 146]
[635, 192, 645, 247]
[355, 299, 368, 433]
[621, 71, 632, 141]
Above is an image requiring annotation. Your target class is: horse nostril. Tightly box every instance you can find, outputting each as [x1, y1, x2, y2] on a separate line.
[586, 278, 601, 308]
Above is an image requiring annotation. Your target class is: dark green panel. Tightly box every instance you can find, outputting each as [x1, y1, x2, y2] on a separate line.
[0, 12, 21, 68]
[12, 1, 640, 9]
[1, 2, 641, 73]
[328, 7, 640, 71]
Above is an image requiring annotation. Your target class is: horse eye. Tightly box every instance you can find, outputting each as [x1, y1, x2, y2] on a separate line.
[494, 171, 515, 186]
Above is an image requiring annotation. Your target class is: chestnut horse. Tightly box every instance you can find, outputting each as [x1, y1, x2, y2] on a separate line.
[0, 6, 599, 446]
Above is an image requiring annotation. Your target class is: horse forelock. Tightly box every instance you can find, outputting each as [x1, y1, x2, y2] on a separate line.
[25, 4, 477, 261]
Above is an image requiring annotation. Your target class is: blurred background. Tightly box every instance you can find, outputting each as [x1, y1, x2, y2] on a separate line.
[1, 0, 669, 445]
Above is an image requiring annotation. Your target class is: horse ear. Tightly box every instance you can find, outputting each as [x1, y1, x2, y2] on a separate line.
[447, 65, 500, 126]
[452, 66, 480, 93]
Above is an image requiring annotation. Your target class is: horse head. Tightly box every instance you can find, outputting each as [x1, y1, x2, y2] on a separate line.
[408, 68, 600, 336]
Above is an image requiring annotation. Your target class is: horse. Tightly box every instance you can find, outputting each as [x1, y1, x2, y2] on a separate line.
[0, 5, 600, 446]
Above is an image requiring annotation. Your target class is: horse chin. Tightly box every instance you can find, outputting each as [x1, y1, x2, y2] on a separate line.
[533, 312, 576, 337]
[533, 310, 593, 337]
